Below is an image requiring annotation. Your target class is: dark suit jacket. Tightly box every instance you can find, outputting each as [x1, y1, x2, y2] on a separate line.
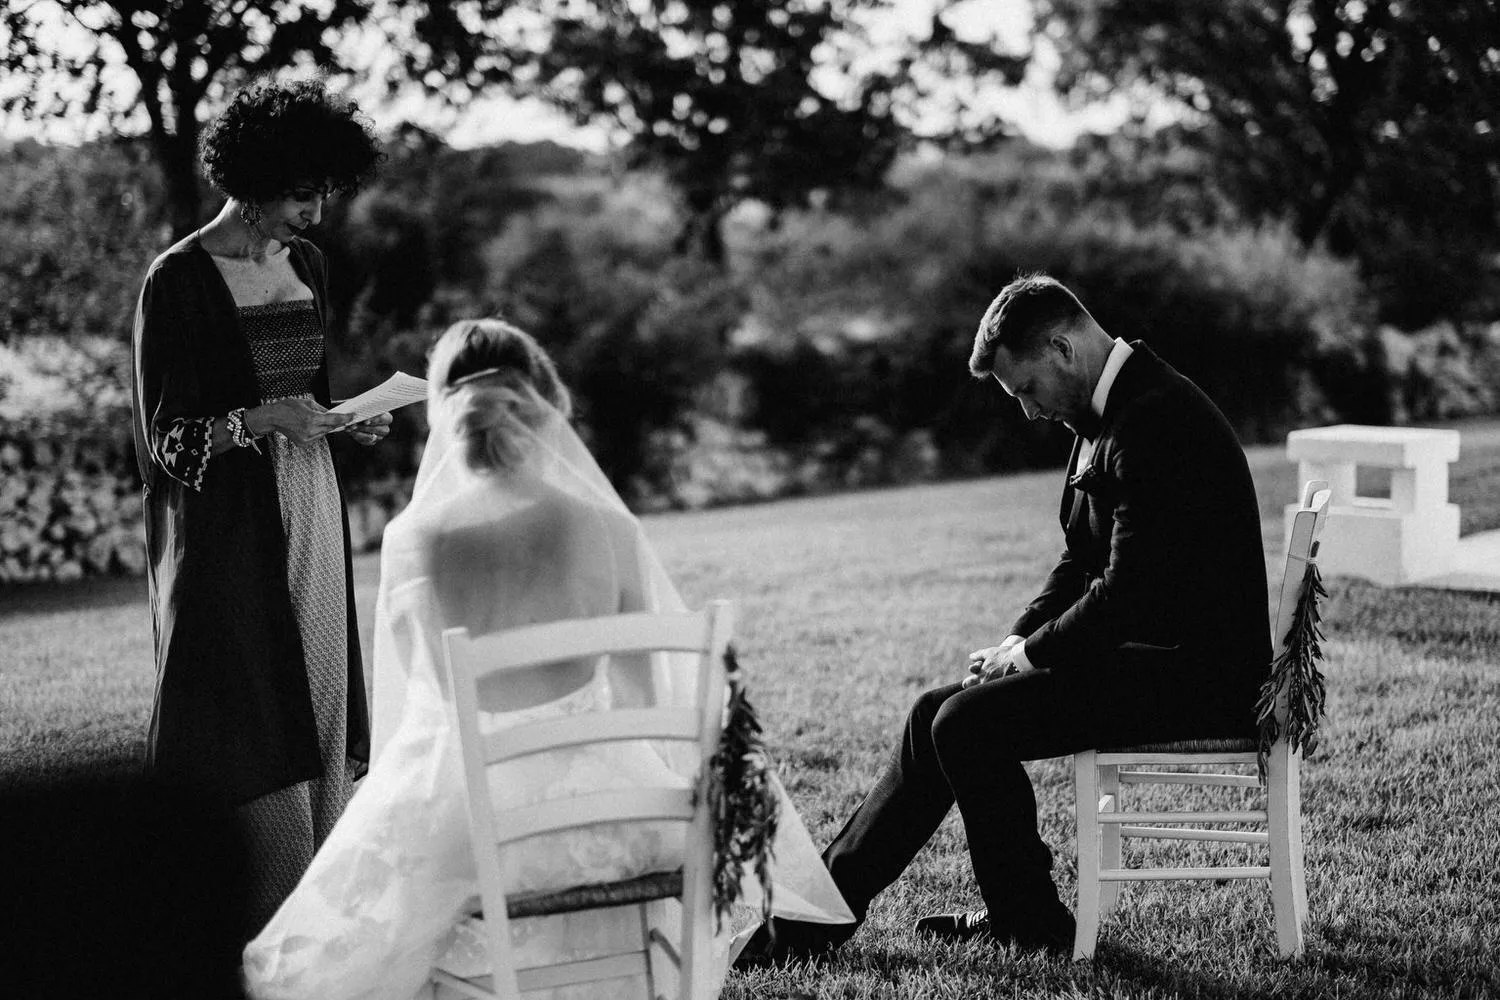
[1010, 342, 1271, 702]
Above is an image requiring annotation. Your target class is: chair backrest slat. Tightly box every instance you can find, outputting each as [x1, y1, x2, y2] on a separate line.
[1271, 481, 1331, 659]
[438, 599, 732, 995]
[493, 789, 697, 846]
[444, 611, 712, 678]
[440, 599, 734, 995]
[483, 708, 702, 765]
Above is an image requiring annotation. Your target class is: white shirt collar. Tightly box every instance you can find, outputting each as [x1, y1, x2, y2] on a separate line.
[1090, 338, 1133, 419]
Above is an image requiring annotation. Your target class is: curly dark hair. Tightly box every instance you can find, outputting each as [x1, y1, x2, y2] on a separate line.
[199, 79, 382, 203]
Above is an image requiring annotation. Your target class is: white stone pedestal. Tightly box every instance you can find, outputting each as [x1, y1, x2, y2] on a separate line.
[1285, 425, 1461, 586]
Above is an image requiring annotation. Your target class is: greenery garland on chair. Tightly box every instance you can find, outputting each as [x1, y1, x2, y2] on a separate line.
[706, 644, 780, 931]
[1255, 557, 1329, 782]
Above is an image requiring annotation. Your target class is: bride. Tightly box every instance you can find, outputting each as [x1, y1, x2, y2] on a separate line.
[242, 319, 853, 999]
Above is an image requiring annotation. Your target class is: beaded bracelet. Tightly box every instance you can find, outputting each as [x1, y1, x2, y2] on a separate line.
[226, 407, 259, 450]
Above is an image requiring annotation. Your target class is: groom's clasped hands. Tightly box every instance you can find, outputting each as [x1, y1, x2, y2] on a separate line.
[963, 634, 1033, 688]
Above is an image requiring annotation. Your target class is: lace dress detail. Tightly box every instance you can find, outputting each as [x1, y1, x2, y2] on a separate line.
[234, 299, 356, 935]
[242, 653, 686, 1000]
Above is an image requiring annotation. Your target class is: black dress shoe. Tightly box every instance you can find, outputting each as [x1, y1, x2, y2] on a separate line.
[914, 908, 992, 941]
[916, 906, 1076, 955]
[732, 915, 859, 970]
[1008, 908, 1075, 956]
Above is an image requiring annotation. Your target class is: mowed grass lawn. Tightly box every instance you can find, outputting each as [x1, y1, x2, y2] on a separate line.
[4, 420, 1500, 998]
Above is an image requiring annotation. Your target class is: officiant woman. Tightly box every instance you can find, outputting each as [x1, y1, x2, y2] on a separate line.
[130, 78, 389, 938]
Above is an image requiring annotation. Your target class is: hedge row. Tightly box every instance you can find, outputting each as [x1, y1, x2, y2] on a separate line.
[5, 319, 1500, 585]
[0, 413, 943, 583]
[630, 414, 941, 512]
[0, 424, 144, 584]
[0, 418, 412, 584]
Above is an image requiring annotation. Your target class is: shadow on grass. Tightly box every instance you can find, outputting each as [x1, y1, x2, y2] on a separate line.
[1087, 925, 1500, 1000]
[0, 572, 146, 619]
[1307, 924, 1500, 997]
[0, 731, 147, 789]
[730, 941, 1000, 997]
[1087, 943, 1284, 1000]
[0, 754, 251, 1000]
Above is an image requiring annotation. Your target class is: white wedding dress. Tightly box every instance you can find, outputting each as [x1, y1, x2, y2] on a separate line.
[242, 385, 853, 1000]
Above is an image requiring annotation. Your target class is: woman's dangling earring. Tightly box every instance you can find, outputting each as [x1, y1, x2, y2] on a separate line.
[239, 200, 265, 234]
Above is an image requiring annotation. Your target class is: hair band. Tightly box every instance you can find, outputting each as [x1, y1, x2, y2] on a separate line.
[444, 367, 507, 393]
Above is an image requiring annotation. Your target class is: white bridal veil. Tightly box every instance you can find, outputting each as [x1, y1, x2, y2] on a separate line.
[244, 374, 851, 1000]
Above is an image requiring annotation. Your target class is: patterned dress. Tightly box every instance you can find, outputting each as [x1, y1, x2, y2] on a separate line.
[234, 298, 357, 933]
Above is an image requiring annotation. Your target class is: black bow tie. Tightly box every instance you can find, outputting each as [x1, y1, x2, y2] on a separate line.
[1068, 412, 1102, 442]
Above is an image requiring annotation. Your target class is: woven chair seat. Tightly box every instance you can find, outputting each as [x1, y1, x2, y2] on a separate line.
[1101, 736, 1257, 754]
[496, 869, 685, 919]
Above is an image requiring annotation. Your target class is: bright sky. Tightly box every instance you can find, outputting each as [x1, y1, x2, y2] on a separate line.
[2, 0, 1134, 151]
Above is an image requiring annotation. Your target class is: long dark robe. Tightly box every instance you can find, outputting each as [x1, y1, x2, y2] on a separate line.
[130, 233, 370, 806]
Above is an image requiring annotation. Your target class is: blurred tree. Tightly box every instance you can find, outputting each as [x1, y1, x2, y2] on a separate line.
[5, 1, 1027, 257]
[1062, 126, 1240, 233]
[1, 1, 383, 237]
[318, 123, 566, 341]
[0, 1, 567, 242]
[407, 0, 1029, 264]
[337, 193, 439, 328]
[489, 227, 590, 354]
[0, 138, 164, 343]
[360, 123, 563, 288]
[563, 254, 744, 489]
[1037, 0, 1500, 325]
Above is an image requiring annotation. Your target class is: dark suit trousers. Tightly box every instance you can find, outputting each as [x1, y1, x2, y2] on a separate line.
[821, 648, 1256, 923]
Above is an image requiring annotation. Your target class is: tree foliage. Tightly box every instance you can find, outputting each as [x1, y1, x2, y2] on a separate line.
[0, 138, 165, 343]
[5, 0, 1027, 256]
[404, 0, 1028, 262]
[1036, 0, 1500, 325]
[1, 0, 383, 236]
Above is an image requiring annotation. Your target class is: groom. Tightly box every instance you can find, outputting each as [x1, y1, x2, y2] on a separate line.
[740, 272, 1271, 962]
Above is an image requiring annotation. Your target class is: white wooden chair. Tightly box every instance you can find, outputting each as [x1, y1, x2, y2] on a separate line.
[432, 601, 735, 1000]
[1072, 481, 1331, 961]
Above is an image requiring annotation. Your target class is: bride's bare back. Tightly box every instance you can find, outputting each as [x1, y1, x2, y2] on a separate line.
[403, 477, 645, 710]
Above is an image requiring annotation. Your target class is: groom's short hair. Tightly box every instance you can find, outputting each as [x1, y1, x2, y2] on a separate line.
[969, 273, 1094, 378]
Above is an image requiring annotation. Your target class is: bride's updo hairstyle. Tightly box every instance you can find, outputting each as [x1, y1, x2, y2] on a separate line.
[428, 319, 572, 474]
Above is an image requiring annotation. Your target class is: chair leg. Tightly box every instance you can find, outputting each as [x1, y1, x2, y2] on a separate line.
[1073, 752, 1102, 961]
[1099, 763, 1122, 917]
[678, 865, 716, 998]
[637, 902, 659, 1000]
[1266, 744, 1307, 958]
[643, 897, 682, 999]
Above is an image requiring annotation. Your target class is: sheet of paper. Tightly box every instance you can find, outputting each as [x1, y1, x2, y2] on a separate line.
[329, 371, 428, 424]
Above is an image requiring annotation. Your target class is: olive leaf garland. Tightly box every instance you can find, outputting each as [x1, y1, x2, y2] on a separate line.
[707, 644, 780, 930]
[1255, 558, 1328, 782]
